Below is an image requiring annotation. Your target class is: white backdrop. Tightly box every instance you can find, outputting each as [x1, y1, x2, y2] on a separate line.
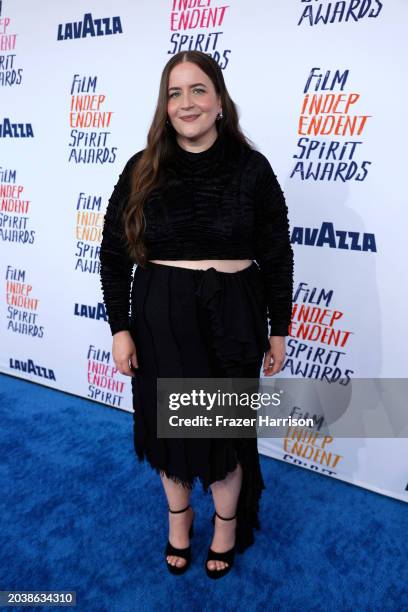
[1, 0, 407, 502]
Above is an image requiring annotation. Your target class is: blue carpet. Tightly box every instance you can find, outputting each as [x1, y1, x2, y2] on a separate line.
[0, 372, 407, 612]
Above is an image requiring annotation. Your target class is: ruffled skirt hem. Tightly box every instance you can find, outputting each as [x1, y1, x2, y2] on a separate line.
[134, 434, 265, 554]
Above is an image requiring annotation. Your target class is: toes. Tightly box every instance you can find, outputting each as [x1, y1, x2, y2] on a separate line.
[207, 560, 229, 571]
[216, 561, 228, 570]
[167, 555, 186, 567]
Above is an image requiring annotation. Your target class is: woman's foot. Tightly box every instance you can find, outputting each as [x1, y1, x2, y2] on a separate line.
[166, 505, 194, 569]
[206, 513, 237, 572]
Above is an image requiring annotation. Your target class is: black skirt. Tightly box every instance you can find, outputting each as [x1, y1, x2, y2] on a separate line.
[129, 260, 270, 554]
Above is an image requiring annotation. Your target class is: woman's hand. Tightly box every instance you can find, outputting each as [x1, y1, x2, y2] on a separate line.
[112, 330, 139, 377]
[263, 336, 286, 376]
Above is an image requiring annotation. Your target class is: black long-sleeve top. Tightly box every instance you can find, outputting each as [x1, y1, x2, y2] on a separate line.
[99, 131, 294, 337]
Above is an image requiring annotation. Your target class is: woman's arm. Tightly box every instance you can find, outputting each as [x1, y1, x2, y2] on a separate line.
[99, 152, 141, 336]
[252, 152, 294, 337]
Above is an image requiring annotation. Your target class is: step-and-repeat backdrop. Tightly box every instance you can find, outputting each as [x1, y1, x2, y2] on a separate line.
[1, 1, 407, 502]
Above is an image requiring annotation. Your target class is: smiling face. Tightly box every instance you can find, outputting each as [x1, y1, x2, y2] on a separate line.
[167, 61, 222, 151]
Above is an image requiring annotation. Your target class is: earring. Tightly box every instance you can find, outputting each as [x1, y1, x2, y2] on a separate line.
[216, 110, 223, 121]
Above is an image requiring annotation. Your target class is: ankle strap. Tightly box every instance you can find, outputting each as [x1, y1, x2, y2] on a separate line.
[215, 510, 237, 521]
[169, 503, 191, 514]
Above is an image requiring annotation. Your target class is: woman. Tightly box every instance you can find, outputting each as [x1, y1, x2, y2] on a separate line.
[99, 50, 293, 579]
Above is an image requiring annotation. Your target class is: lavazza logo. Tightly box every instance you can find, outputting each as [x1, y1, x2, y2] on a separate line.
[57, 13, 123, 40]
[74, 301, 107, 322]
[0, 117, 33, 138]
[291, 221, 377, 252]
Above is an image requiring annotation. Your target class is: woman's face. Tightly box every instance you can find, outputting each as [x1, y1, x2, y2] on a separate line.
[167, 61, 221, 147]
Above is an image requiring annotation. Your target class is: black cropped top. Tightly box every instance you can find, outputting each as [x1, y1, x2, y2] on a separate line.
[99, 131, 294, 337]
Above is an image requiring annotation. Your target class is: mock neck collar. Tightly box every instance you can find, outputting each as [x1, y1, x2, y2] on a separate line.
[172, 131, 224, 163]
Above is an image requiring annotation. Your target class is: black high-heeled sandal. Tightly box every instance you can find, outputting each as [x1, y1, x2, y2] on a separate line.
[205, 510, 237, 579]
[165, 503, 195, 575]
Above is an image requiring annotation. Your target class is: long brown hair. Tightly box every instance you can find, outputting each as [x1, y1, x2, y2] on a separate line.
[122, 50, 255, 268]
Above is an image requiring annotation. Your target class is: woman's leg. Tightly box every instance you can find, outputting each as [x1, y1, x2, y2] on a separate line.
[161, 472, 194, 569]
[207, 463, 243, 572]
